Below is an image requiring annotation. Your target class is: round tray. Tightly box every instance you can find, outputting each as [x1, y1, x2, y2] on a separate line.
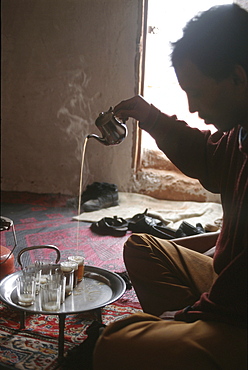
[0, 265, 126, 315]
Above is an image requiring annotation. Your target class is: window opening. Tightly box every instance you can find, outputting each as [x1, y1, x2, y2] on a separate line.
[142, 0, 233, 152]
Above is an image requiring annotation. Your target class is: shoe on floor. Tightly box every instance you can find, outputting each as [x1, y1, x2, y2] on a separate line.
[175, 221, 205, 237]
[128, 209, 176, 239]
[81, 182, 119, 212]
[90, 216, 128, 236]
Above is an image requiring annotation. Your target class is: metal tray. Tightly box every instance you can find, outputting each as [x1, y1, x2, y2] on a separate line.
[0, 265, 126, 315]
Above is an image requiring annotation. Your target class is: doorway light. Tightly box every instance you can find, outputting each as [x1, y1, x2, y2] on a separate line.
[143, 0, 233, 150]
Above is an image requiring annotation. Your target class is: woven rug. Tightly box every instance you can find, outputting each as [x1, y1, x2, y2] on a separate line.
[0, 299, 141, 370]
[1, 191, 132, 275]
[1, 192, 141, 369]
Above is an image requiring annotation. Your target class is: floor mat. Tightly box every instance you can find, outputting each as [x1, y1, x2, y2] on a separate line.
[1, 194, 131, 274]
[74, 192, 223, 232]
[0, 300, 141, 370]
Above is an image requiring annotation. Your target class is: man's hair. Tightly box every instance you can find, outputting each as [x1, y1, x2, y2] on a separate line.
[171, 4, 248, 80]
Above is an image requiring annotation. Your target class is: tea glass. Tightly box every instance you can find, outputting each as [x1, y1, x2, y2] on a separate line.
[36, 260, 52, 284]
[68, 256, 85, 283]
[41, 281, 61, 311]
[23, 264, 42, 295]
[49, 270, 66, 304]
[16, 275, 36, 307]
[60, 261, 77, 296]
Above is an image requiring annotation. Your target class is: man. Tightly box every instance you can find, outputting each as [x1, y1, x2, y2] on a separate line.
[93, 4, 247, 369]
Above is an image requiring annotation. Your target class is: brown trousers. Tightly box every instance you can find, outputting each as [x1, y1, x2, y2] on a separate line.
[93, 234, 247, 370]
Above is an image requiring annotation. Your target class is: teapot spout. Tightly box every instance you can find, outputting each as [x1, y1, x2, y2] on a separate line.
[87, 134, 110, 146]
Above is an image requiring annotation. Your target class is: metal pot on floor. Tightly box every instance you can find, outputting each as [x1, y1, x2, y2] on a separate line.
[0, 217, 17, 280]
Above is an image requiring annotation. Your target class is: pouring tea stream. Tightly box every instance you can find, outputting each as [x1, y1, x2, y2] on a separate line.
[76, 107, 127, 249]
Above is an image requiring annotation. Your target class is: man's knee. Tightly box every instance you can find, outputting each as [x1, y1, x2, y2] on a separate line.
[124, 233, 173, 268]
[93, 317, 247, 370]
[124, 233, 145, 264]
[93, 313, 161, 370]
[124, 233, 147, 250]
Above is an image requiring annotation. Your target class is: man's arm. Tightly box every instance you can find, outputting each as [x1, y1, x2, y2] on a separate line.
[114, 96, 220, 191]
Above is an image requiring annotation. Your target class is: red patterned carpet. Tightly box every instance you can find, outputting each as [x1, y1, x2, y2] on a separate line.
[0, 301, 141, 370]
[1, 191, 134, 274]
[0, 192, 141, 370]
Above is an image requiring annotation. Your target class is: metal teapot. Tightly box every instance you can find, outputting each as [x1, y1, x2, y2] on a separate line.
[87, 107, 127, 146]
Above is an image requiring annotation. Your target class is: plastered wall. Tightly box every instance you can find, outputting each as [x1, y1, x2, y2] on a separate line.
[2, 0, 236, 202]
[1, 0, 141, 195]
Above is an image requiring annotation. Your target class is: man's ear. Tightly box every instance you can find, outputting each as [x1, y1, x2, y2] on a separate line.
[232, 65, 247, 88]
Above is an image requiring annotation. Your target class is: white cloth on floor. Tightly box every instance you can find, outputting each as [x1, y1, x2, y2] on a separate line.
[73, 192, 223, 231]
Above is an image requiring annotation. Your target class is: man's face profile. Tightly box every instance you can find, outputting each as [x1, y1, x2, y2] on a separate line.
[175, 59, 248, 132]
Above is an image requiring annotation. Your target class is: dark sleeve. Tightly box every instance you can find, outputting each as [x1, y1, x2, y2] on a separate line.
[139, 105, 226, 193]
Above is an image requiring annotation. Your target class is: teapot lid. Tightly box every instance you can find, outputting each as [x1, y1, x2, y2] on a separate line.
[96, 107, 121, 126]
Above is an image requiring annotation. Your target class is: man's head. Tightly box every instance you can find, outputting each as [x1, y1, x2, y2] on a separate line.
[171, 4, 248, 79]
[171, 4, 248, 131]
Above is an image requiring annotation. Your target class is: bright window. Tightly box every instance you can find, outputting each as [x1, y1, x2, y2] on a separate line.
[142, 0, 233, 151]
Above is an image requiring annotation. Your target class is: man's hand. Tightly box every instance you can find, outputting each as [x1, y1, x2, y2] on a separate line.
[159, 310, 178, 320]
[114, 95, 151, 123]
[203, 246, 216, 257]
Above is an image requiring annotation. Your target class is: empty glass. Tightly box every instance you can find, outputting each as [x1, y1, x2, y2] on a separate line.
[36, 260, 52, 284]
[16, 275, 36, 307]
[23, 263, 41, 295]
[41, 281, 61, 311]
[49, 270, 66, 304]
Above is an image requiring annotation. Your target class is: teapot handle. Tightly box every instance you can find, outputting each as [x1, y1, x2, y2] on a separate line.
[17, 245, 61, 269]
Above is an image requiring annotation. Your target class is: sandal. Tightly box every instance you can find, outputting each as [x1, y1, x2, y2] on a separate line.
[128, 209, 176, 239]
[90, 216, 128, 236]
